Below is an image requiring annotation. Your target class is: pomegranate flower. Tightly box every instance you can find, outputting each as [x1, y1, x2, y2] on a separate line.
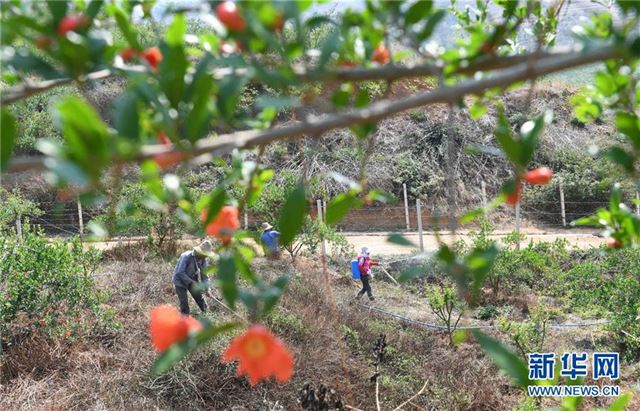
[524, 167, 553, 185]
[201, 205, 240, 244]
[506, 178, 522, 206]
[149, 305, 202, 352]
[222, 324, 293, 386]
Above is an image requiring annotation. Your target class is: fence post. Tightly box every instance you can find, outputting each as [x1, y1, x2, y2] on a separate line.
[77, 197, 84, 236]
[403, 183, 410, 231]
[316, 199, 327, 257]
[515, 202, 521, 250]
[316, 199, 323, 223]
[559, 177, 566, 227]
[481, 180, 487, 207]
[636, 191, 639, 216]
[322, 199, 327, 221]
[15, 213, 22, 240]
[416, 199, 424, 252]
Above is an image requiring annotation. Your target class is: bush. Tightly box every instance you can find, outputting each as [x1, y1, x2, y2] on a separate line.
[498, 305, 559, 358]
[475, 305, 499, 320]
[90, 181, 187, 256]
[426, 284, 465, 346]
[0, 188, 43, 231]
[0, 229, 114, 346]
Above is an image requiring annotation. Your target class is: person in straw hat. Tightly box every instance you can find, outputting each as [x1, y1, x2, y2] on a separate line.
[260, 222, 281, 259]
[172, 239, 213, 315]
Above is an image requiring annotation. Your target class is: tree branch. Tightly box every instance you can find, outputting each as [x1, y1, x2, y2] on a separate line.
[1, 47, 573, 106]
[5, 42, 629, 174]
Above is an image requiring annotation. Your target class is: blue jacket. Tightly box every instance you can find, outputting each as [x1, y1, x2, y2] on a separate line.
[260, 229, 280, 253]
[172, 250, 209, 289]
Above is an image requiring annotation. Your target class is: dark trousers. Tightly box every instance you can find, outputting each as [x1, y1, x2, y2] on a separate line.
[176, 284, 207, 315]
[357, 275, 373, 299]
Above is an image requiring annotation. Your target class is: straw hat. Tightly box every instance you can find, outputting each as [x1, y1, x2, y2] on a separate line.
[261, 222, 273, 230]
[194, 240, 213, 256]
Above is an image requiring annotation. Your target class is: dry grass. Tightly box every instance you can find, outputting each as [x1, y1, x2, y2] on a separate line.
[2, 254, 637, 410]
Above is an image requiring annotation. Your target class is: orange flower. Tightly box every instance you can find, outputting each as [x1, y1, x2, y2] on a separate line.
[142, 47, 163, 69]
[120, 47, 138, 62]
[524, 167, 553, 185]
[57, 15, 88, 36]
[149, 305, 202, 352]
[201, 205, 240, 244]
[371, 43, 390, 64]
[222, 324, 293, 386]
[506, 178, 522, 206]
[606, 237, 623, 248]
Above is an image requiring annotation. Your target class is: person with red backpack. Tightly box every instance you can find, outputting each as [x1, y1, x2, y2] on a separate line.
[355, 246, 379, 301]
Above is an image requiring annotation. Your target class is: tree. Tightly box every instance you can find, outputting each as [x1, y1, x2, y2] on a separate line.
[1, 0, 639, 393]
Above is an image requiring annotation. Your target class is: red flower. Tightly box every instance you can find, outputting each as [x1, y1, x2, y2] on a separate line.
[142, 47, 163, 69]
[524, 167, 553, 185]
[200, 205, 240, 244]
[506, 178, 522, 206]
[149, 305, 202, 352]
[606, 238, 623, 248]
[222, 324, 293, 386]
[216, 1, 245, 32]
[371, 43, 390, 64]
[57, 15, 88, 36]
[120, 47, 138, 62]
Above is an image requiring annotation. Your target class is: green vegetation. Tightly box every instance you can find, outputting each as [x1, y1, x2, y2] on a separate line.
[0, 228, 114, 343]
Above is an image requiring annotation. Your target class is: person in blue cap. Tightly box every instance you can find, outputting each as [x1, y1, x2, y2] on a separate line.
[260, 222, 281, 259]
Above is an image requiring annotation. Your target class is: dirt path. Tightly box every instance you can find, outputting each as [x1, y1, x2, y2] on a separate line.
[77, 227, 605, 255]
[344, 227, 606, 255]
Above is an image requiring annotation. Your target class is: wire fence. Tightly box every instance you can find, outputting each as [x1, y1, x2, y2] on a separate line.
[12, 182, 639, 238]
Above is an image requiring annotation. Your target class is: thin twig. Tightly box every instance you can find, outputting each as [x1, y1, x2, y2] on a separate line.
[5, 42, 629, 174]
[391, 380, 429, 411]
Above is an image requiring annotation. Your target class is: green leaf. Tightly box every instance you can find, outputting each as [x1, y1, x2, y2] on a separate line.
[595, 72, 617, 96]
[418, 9, 446, 41]
[469, 100, 487, 120]
[218, 254, 238, 308]
[113, 6, 141, 50]
[604, 146, 635, 172]
[459, 207, 484, 224]
[1, 109, 17, 172]
[398, 266, 426, 282]
[387, 233, 416, 247]
[151, 322, 239, 375]
[607, 392, 632, 411]
[616, 112, 640, 150]
[466, 244, 499, 290]
[405, 0, 433, 24]
[165, 13, 186, 47]
[159, 43, 188, 109]
[47, 0, 68, 24]
[495, 113, 521, 166]
[325, 192, 361, 225]
[278, 183, 307, 246]
[519, 112, 551, 166]
[55, 97, 110, 179]
[86, 1, 104, 21]
[113, 93, 139, 139]
[472, 330, 532, 388]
